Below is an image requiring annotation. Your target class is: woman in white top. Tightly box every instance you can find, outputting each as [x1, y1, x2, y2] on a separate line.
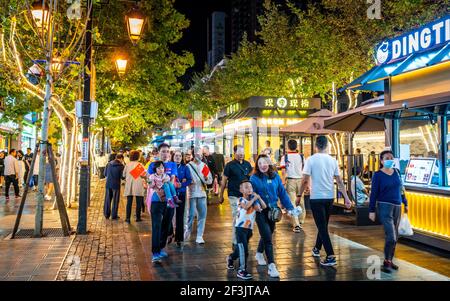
[17, 150, 26, 187]
[122, 150, 146, 223]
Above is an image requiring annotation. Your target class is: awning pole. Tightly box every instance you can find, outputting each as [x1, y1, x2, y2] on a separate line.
[439, 115, 448, 187]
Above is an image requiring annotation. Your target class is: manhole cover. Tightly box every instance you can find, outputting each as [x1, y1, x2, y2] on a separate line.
[9, 228, 68, 239]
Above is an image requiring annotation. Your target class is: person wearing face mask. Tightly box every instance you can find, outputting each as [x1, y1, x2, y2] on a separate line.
[369, 150, 408, 273]
[250, 154, 299, 278]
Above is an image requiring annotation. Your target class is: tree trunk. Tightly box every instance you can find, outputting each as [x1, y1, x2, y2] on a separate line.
[35, 70, 52, 237]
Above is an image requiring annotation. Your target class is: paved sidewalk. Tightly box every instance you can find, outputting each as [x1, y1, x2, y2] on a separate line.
[56, 182, 140, 281]
[1, 179, 449, 281]
[0, 190, 76, 281]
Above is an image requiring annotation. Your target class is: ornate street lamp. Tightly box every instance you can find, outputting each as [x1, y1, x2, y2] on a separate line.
[51, 57, 63, 74]
[125, 6, 146, 45]
[30, 1, 50, 31]
[115, 57, 127, 75]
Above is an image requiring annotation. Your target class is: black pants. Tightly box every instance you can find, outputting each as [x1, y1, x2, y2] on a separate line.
[104, 188, 120, 219]
[230, 227, 252, 271]
[5, 175, 20, 198]
[310, 199, 334, 257]
[160, 206, 175, 250]
[151, 202, 174, 254]
[256, 208, 276, 264]
[24, 167, 30, 185]
[126, 195, 143, 221]
[174, 191, 187, 242]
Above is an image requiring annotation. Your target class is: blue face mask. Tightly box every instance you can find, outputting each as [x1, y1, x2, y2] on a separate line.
[383, 160, 395, 169]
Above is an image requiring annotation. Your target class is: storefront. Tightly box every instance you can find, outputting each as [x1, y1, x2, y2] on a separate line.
[20, 120, 37, 152]
[213, 96, 321, 162]
[345, 14, 450, 250]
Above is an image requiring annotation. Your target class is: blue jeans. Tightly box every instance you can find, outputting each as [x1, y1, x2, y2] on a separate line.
[151, 182, 177, 202]
[188, 197, 207, 239]
[378, 202, 401, 261]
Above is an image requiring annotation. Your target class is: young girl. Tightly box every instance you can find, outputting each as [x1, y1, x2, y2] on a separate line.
[148, 161, 179, 209]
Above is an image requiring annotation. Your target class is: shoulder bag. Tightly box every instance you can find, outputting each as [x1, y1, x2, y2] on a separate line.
[189, 162, 209, 202]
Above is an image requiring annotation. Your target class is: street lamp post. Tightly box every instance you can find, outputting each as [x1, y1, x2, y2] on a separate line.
[30, 0, 55, 237]
[77, 0, 93, 234]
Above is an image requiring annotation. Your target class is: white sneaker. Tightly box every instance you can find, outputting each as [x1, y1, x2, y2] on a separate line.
[268, 263, 280, 278]
[45, 195, 51, 201]
[255, 252, 267, 266]
[196, 237, 205, 244]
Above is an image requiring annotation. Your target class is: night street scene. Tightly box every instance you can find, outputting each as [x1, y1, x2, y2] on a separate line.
[0, 0, 449, 296]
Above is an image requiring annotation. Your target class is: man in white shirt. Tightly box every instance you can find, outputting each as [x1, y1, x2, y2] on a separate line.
[4, 149, 20, 201]
[297, 136, 351, 267]
[97, 151, 108, 179]
[280, 139, 305, 233]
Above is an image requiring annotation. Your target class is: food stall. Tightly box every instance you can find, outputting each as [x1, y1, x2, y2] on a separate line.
[343, 14, 450, 250]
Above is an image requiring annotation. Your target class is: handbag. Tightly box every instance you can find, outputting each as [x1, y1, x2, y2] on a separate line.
[268, 205, 283, 222]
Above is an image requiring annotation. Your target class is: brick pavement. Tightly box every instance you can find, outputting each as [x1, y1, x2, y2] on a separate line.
[1, 178, 449, 281]
[0, 190, 76, 281]
[56, 181, 140, 281]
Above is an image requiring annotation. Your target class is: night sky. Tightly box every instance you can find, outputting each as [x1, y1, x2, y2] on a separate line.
[173, 0, 231, 87]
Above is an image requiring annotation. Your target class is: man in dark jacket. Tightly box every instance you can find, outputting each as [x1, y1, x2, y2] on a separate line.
[104, 153, 124, 219]
[212, 149, 225, 195]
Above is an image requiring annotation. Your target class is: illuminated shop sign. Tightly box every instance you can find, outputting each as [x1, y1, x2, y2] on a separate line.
[264, 97, 310, 109]
[375, 14, 450, 65]
[226, 103, 241, 114]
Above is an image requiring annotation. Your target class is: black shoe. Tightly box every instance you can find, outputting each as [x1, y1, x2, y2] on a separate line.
[320, 256, 337, 267]
[227, 255, 235, 270]
[135, 218, 142, 222]
[312, 247, 321, 257]
[383, 260, 398, 271]
[112, 216, 120, 220]
[125, 219, 131, 223]
[176, 242, 182, 248]
[237, 269, 252, 280]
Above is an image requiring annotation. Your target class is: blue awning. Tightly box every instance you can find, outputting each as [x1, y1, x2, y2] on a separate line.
[340, 42, 450, 92]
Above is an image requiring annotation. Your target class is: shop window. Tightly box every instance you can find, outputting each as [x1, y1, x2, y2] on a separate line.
[447, 119, 450, 186]
[400, 119, 440, 185]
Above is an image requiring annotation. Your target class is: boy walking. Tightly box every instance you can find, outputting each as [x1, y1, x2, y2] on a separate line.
[227, 180, 266, 280]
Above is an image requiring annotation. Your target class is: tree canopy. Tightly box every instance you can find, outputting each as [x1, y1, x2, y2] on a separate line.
[188, 0, 449, 115]
[0, 0, 194, 148]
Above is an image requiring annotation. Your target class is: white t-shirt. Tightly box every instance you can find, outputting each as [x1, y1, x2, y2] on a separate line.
[303, 153, 340, 200]
[235, 197, 257, 230]
[280, 152, 303, 179]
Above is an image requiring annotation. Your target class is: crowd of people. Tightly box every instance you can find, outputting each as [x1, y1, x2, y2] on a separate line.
[98, 136, 407, 279]
[1, 147, 60, 203]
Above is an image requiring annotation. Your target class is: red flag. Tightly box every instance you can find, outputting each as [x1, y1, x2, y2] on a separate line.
[201, 164, 210, 178]
[130, 164, 145, 180]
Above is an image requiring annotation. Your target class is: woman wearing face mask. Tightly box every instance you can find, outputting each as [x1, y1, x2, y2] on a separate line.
[368, 150, 408, 273]
[250, 154, 297, 278]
